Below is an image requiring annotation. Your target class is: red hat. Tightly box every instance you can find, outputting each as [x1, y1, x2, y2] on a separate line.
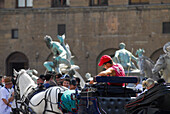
[98, 55, 112, 66]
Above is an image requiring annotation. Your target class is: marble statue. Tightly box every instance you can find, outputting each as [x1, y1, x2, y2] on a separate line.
[136, 48, 160, 81]
[43, 35, 71, 74]
[43, 34, 86, 88]
[152, 42, 170, 82]
[114, 42, 138, 71]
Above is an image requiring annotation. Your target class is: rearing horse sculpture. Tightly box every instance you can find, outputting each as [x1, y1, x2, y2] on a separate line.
[152, 42, 170, 83]
[136, 48, 160, 81]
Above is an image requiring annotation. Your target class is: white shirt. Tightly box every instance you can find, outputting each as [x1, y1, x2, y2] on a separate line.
[10, 88, 16, 109]
[0, 87, 12, 114]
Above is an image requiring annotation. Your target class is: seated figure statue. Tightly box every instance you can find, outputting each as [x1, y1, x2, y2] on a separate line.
[152, 42, 170, 83]
[43, 35, 71, 74]
[114, 42, 138, 71]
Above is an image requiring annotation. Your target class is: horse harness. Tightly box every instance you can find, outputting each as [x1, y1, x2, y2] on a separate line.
[14, 71, 75, 114]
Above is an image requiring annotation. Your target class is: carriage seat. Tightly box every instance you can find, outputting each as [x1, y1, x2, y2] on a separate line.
[94, 76, 138, 97]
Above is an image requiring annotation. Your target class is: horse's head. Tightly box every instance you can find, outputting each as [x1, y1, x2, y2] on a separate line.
[26, 69, 38, 84]
[14, 69, 37, 102]
[152, 55, 166, 74]
[26, 69, 38, 76]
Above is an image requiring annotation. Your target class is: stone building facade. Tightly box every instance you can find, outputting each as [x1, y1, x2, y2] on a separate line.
[0, 0, 170, 78]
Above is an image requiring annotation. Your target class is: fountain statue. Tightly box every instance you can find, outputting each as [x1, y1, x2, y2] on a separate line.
[114, 42, 139, 75]
[43, 34, 85, 88]
[152, 42, 170, 82]
[136, 48, 160, 81]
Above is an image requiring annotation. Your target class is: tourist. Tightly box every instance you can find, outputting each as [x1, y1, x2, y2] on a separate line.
[55, 73, 63, 86]
[69, 78, 77, 90]
[62, 78, 70, 88]
[75, 77, 81, 90]
[0, 77, 14, 114]
[37, 74, 45, 87]
[46, 71, 57, 86]
[60, 78, 79, 113]
[43, 73, 55, 89]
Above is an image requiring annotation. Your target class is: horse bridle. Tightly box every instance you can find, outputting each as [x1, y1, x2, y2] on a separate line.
[14, 71, 24, 96]
[14, 71, 35, 102]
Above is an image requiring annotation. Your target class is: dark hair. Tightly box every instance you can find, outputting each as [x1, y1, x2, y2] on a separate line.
[70, 79, 77, 86]
[45, 74, 52, 81]
[39, 74, 45, 80]
[62, 78, 70, 85]
[103, 60, 112, 65]
[76, 77, 80, 84]
[64, 78, 70, 82]
[47, 71, 56, 75]
[56, 73, 62, 78]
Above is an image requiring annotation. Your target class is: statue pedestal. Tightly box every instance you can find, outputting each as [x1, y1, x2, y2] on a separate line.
[125, 69, 141, 76]
[125, 69, 142, 87]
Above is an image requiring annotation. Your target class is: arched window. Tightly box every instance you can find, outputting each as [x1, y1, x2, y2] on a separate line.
[150, 48, 164, 62]
[6, 52, 29, 76]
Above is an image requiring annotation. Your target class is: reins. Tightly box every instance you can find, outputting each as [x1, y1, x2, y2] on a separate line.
[14, 70, 70, 114]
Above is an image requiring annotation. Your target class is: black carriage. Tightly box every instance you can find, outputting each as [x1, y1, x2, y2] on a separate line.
[78, 76, 170, 114]
[78, 76, 137, 114]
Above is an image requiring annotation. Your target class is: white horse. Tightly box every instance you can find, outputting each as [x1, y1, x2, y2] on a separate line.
[26, 69, 38, 84]
[14, 69, 69, 114]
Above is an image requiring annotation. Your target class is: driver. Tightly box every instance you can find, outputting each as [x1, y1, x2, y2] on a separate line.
[96, 55, 125, 86]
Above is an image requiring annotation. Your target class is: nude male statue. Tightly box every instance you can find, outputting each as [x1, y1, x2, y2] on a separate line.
[114, 42, 138, 70]
[43, 35, 71, 74]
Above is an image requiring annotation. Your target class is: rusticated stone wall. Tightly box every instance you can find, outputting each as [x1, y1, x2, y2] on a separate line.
[0, 0, 169, 78]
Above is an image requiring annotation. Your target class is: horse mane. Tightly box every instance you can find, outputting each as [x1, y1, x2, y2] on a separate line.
[143, 56, 155, 65]
[19, 69, 27, 76]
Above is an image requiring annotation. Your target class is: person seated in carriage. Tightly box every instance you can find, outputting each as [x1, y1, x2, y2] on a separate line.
[91, 55, 125, 86]
[142, 78, 156, 94]
[60, 78, 80, 113]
